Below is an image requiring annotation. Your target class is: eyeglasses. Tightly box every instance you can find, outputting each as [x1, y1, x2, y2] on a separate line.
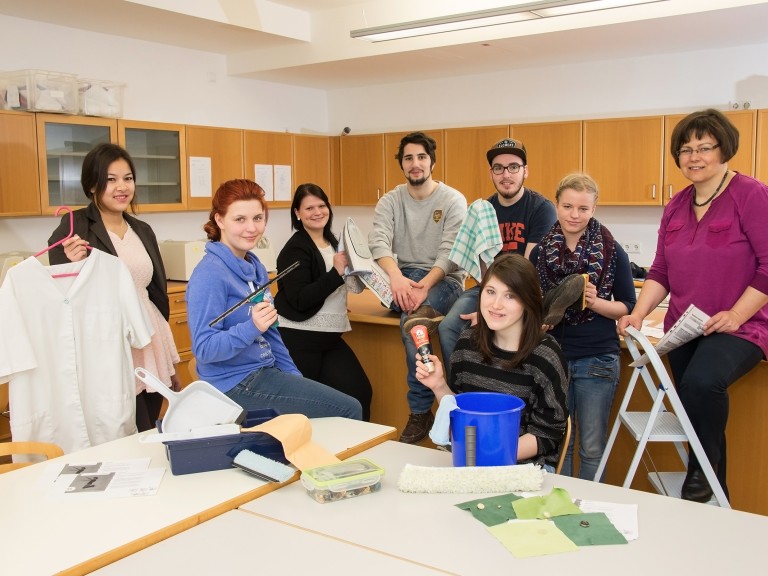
[491, 163, 524, 175]
[676, 144, 720, 158]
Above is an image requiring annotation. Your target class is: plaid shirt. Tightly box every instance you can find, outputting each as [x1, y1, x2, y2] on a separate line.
[449, 199, 502, 282]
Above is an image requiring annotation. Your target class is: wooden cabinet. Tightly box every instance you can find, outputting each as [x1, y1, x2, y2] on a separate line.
[185, 125, 244, 211]
[293, 134, 333, 202]
[510, 121, 582, 201]
[339, 134, 385, 206]
[243, 130, 293, 208]
[663, 109, 756, 203]
[167, 282, 194, 389]
[758, 110, 768, 185]
[444, 125, 509, 202]
[118, 120, 187, 212]
[0, 110, 40, 216]
[583, 116, 664, 205]
[383, 130, 445, 191]
[36, 114, 117, 214]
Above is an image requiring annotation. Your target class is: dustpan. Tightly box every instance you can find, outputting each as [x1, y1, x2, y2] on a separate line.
[135, 367, 246, 433]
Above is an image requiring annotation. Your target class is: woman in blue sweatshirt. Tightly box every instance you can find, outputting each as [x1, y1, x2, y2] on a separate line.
[186, 179, 362, 420]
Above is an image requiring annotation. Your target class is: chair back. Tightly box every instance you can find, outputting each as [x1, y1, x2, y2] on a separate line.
[0, 441, 64, 473]
[555, 416, 572, 475]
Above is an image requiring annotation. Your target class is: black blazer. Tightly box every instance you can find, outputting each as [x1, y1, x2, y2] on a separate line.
[47, 202, 170, 320]
[274, 229, 344, 322]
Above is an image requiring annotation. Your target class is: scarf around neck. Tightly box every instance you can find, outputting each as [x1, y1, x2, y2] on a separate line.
[536, 217, 616, 325]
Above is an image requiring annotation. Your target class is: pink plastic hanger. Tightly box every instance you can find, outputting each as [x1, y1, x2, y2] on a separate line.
[36, 206, 93, 278]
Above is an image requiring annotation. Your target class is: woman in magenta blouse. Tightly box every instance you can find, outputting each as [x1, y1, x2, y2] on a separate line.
[619, 109, 768, 503]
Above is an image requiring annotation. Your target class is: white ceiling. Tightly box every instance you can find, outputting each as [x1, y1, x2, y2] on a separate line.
[1, 0, 767, 90]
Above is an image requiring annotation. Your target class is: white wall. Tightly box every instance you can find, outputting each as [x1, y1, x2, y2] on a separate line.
[2, 13, 768, 267]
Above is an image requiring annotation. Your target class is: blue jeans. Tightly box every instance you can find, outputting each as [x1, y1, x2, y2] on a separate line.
[561, 353, 619, 481]
[394, 268, 463, 413]
[226, 366, 362, 420]
[437, 285, 480, 381]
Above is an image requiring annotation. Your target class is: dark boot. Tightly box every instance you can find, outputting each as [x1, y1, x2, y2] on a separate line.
[543, 274, 586, 326]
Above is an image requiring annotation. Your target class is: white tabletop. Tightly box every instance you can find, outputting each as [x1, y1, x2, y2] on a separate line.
[1, 417, 395, 576]
[241, 440, 768, 575]
[90, 509, 448, 575]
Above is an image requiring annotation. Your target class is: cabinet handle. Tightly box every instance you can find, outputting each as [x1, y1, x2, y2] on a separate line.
[651, 184, 656, 200]
[175, 319, 188, 325]
[377, 188, 381, 200]
[173, 298, 185, 304]
[668, 185, 674, 199]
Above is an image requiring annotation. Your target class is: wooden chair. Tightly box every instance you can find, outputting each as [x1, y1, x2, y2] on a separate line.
[0, 441, 64, 474]
[555, 416, 572, 475]
[187, 358, 198, 382]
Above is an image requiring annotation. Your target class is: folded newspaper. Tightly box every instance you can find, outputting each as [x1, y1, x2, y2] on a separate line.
[630, 304, 710, 367]
[340, 217, 393, 308]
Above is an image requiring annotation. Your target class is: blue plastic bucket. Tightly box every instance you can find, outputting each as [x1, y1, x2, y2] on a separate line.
[450, 392, 525, 467]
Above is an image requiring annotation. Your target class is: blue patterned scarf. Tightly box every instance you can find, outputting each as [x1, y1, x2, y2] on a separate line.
[536, 218, 616, 325]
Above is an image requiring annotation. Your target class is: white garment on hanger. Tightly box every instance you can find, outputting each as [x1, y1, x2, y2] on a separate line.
[0, 250, 153, 453]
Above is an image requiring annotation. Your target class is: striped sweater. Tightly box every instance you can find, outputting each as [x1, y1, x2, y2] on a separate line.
[449, 330, 569, 467]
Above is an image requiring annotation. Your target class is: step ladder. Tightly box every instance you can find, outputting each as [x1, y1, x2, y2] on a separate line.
[594, 326, 730, 508]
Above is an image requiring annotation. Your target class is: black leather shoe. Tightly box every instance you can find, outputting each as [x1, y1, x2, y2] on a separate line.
[681, 468, 714, 503]
[399, 411, 434, 444]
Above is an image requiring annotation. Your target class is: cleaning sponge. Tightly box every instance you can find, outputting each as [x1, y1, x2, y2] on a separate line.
[233, 449, 295, 483]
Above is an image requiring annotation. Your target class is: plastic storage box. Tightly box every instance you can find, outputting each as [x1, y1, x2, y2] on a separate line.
[161, 409, 286, 475]
[300, 459, 384, 503]
[0, 69, 78, 113]
[78, 78, 124, 117]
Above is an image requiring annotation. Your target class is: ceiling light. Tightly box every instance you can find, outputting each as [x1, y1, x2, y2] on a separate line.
[351, 0, 666, 42]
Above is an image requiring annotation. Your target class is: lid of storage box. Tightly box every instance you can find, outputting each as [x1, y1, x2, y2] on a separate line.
[300, 459, 384, 492]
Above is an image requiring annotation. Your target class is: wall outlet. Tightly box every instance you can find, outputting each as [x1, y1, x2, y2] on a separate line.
[621, 241, 642, 254]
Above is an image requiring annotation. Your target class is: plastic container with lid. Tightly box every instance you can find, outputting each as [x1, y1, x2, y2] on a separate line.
[300, 458, 384, 503]
[0, 69, 78, 113]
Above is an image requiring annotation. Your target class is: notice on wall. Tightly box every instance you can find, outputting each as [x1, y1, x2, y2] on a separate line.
[274, 165, 292, 201]
[255, 164, 274, 201]
[189, 156, 212, 198]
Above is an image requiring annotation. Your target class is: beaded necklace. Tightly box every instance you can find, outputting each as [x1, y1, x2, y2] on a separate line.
[692, 169, 729, 207]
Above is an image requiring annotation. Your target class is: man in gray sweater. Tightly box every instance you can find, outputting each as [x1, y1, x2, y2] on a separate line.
[369, 132, 467, 443]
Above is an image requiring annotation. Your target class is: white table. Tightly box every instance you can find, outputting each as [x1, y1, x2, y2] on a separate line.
[0, 418, 395, 576]
[90, 509, 449, 575]
[241, 440, 768, 575]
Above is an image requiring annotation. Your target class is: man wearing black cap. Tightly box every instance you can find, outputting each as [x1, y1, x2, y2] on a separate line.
[437, 138, 557, 373]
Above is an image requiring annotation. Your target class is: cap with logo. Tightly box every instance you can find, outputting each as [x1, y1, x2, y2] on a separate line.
[486, 138, 527, 166]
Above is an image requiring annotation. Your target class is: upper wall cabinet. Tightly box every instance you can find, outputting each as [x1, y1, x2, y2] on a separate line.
[444, 125, 509, 202]
[339, 134, 385, 206]
[583, 117, 664, 205]
[118, 120, 187, 212]
[663, 110, 757, 204]
[510, 121, 582, 201]
[0, 110, 41, 216]
[293, 134, 332, 202]
[186, 125, 244, 211]
[757, 110, 768, 186]
[384, 130, 445, 192]
[36, 114, 117, 214]
[244, 130, 293, 209]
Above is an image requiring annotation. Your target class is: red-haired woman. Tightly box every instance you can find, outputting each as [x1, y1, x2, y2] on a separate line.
[186, 179, 362, 420]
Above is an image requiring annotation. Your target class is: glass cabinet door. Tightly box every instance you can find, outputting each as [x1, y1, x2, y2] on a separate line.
[119, 121, 187, 211]
[36, 115, 117, 213]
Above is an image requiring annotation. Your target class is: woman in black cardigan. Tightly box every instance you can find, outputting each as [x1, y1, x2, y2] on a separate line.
[48, 143, 180, 432]
[275, 183, 372, 420]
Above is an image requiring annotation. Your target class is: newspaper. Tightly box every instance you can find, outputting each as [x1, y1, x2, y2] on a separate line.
[630, 304, 710, 367]
[340, 217, 393, 307]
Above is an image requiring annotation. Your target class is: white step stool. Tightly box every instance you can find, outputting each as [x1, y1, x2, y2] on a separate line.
[594, 326, 729, 508]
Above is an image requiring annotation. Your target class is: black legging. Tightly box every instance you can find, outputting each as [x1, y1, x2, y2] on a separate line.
[668, 332, 763, 496]
[279, 327, 373, 421]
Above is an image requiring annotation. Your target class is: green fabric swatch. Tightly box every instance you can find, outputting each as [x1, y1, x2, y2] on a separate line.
[455, 492, 523, 526]
[488, 520, 579, 558]
[512, 487, 582, 519]
[552, 512, 628, 546]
